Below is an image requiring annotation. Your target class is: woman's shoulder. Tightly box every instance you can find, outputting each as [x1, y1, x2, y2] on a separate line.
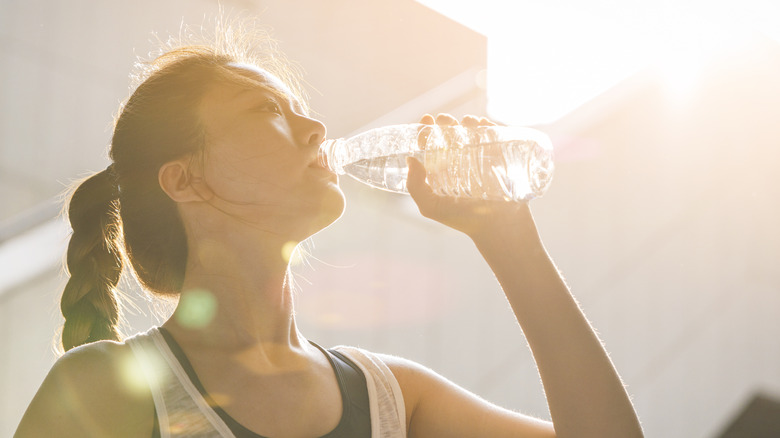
[15, 339, 155, 437]
[59, 337, 133, 367]
[332, 346, 433, 384]
[51, 339, 147, 396]
[352, 350, 556, 438]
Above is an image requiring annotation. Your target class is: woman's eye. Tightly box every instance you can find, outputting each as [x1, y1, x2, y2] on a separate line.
[257, 100, 282, 114]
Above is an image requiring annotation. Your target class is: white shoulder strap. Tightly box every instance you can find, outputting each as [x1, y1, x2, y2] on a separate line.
[125, 328, 236, 438]
[334, 346, 407, 438]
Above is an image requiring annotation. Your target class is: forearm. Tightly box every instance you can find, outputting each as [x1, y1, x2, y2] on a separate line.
[469, 206, 643, 438]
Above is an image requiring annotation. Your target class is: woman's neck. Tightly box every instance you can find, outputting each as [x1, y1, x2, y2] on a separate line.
[163, 230, 307, 355]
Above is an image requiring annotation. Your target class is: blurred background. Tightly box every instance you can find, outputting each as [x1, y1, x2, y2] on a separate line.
[2, 0, 780, 436]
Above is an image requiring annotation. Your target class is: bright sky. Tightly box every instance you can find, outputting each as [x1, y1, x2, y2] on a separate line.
[417, 0, 780, 126]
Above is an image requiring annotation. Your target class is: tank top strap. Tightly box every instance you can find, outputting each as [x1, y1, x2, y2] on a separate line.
[331, 346, 407, 438]
[125, 327, 236, 438]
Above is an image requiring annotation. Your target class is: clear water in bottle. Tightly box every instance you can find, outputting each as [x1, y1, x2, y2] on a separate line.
[320, 124, 554, 202]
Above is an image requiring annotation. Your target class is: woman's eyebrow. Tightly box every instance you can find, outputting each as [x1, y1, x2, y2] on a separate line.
[229, 87, 282, 109]
[232, 84, 307, 115]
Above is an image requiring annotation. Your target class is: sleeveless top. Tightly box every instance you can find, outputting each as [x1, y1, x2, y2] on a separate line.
[153, 328, 371, 438]
[125, 327, 407, 438]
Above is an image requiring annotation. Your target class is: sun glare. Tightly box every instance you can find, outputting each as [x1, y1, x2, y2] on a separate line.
[416, 0, 777, 125]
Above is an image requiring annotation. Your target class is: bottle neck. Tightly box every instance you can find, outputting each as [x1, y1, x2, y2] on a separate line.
[318, 138, 346, 174]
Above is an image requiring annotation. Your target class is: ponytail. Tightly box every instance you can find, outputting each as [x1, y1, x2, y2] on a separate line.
[60, 166, 123, 352]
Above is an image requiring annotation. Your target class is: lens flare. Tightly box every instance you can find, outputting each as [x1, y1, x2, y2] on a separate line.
[175, 289, 218, 328]
[282, 240, 302, 265]
[118, 347, 166, 396]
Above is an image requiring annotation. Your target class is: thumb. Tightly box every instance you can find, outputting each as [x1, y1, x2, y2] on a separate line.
[406, 156, 436, 208]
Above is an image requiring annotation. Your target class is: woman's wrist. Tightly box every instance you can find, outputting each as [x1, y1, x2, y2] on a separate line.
[466, 202, 543, 249]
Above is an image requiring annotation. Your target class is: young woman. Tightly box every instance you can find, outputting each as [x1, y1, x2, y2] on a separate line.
[14, 34, 643, 437]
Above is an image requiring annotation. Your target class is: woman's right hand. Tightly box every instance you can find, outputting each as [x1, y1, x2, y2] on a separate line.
[406, 113, 540, 243]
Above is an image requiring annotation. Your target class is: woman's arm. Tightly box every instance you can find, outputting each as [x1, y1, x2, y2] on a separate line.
[392, 114, 643, 438]
[469, 203, 642, 437]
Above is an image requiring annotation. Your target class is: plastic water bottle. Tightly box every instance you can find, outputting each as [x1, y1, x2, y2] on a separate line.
[318, 123, 554, 202]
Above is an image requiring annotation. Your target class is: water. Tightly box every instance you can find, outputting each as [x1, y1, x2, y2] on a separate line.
[342, 140, 553, 202]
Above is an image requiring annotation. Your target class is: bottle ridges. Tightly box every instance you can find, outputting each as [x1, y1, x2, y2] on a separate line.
[342, 140, 552, 201]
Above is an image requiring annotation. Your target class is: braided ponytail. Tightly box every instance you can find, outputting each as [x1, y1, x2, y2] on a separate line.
[60, 166, 123, 352]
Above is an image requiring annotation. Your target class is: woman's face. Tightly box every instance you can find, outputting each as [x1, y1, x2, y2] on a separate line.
[194, 64, 344, 238]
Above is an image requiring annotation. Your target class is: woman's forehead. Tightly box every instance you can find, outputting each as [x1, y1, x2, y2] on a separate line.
[225, 63, 296, 101]
[198, 64, 305, 135]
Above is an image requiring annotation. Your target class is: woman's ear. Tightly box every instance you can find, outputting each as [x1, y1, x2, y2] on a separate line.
[158, 159, 213, 202]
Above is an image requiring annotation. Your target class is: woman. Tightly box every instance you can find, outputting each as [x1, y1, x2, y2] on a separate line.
[14, 32, 643, 437]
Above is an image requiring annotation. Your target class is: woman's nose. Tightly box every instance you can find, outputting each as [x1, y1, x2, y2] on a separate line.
[296, 115, 327, 148]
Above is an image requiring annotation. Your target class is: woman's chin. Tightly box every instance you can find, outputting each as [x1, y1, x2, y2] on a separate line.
[306, 186, 346, 236]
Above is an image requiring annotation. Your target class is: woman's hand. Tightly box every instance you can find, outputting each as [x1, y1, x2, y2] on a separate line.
[406, 113, 537, 241]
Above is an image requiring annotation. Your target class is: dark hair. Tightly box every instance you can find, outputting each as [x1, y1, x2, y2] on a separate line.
[59, 23, 306, 352]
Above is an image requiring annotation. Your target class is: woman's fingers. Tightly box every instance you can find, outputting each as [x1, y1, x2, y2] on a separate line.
[416, 113, 497, 149]
[479, 116, 497, 126]
[435, 113, 458, 125]
[461, 115, 480, 128]
[419, 114, 435, 125]
[420, 113, 497, 127]
[406, 156, 437, 216]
